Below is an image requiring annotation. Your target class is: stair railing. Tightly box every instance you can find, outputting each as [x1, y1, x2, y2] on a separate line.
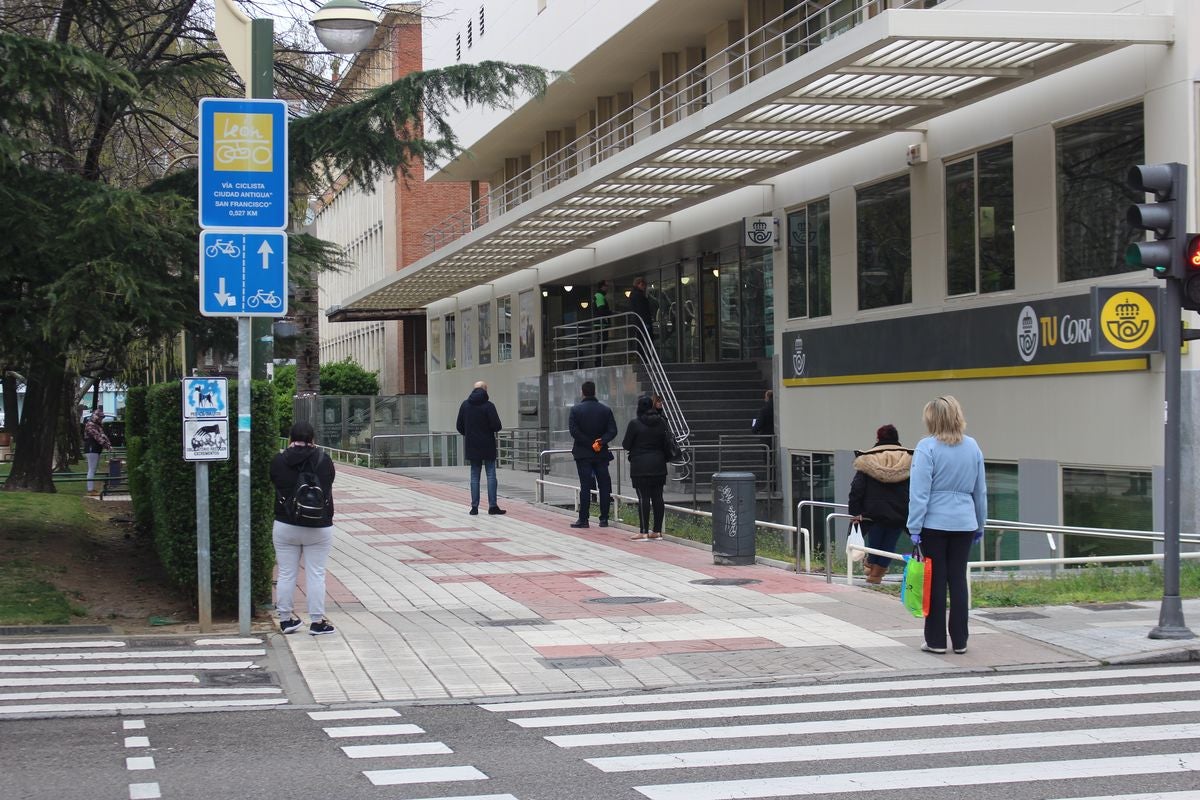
[552, 312, 693, 479]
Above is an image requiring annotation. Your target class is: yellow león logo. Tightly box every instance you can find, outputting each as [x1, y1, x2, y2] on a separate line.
[213, 112, 273, 172]
[1100, 291, 1155, 350]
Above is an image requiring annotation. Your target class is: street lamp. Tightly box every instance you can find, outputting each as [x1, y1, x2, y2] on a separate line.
[212, 0, 377, 636]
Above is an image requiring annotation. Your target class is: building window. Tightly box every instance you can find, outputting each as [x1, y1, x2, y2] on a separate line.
[787, 199, 831, 319]
[792, 452, 835, 557]
[478, 302, 492, 365]
[980, 462, 1019, 568]
[1062, 466, 1152, 561]
[444, 314, 456, 369]
[946, 142, 1014, 296]
[497, 296, 512, 362]
[1057, 103, 1144, 282]
[856, 174, 911, 310]
[429, 317, 442, 371]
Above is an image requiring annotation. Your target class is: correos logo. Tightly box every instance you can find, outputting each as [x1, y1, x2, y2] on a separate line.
[1100, 291, 1156, 350]
[1016, 305, 1039, 363]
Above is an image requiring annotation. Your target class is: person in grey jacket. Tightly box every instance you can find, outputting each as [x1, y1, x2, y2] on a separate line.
[906, 395, 987, 655]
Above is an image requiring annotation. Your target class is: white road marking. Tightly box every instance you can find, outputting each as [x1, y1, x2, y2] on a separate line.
[589, 723, 1200, 772]
[0, 641, 126, 650]
[1045, 794, 1200, 800]
[194, 638, 261, 646]
[514, 680, 1200, 728]
[398, 796, 518, 800]
[308, 708, 401, 720]
[364, 766, 488, 786]
[483, 665, 1200, 712]
[128, 783, 161, 799]
[125, 756, 156, 771]
[124, 737, 150, 748]
[123, 720, 146, 730]
[0, 675, 199, 687]
[1, 687, 280, 701]
[323, 723, 424, 738]
[547, 699, 1200, 747]
[0, 698, 286, 714]
[342, 742, 453, 758]
[0, 661, 258, 673]
[0, 648, 264, 661]
[634, 753, 1200, 800]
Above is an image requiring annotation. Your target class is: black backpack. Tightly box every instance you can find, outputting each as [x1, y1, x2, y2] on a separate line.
[286, 450, 328, 527]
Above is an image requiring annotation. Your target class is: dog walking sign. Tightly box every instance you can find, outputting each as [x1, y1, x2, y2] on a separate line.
[182, 377, 230, 461]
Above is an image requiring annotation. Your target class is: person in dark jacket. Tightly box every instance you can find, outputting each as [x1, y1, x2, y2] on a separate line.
[269, 421, 337, 636]
[848, 424, 912, 584]
[567, 380, 618, 528]
[751, 389, 774, 436]
[629, 277, 656, 343]
[456, 381, 506, 516]
[622, 395, 677, 540]
[82, 408, 112, 496]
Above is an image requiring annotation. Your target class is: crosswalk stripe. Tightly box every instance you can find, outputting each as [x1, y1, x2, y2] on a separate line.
[309, 708, 401, 721]
[1045, 793, 1200, 800]
[364, 766, 488, 786]
[513, 680, 1200, 728]
[0, 661, 259, 673]
[0, 641, 126, 650]
[0, 675, 200, 687]
[396, 796, 517, 800]
[588, 723, 1200, 772]
[483, 665, 1200, 713]
[342, 742, 453, 759]
[0, 687, 280, 701]
[0, 698, 286, 715]
[323, 724, 425, 738]
[0, 648, 265, 661]
[634, 753, 1200, 800]
[194, 639, 261, 646]
[547, 699, 1200, 748]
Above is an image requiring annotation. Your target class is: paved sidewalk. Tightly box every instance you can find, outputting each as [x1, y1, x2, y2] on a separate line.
[277, 465, 1200, 705]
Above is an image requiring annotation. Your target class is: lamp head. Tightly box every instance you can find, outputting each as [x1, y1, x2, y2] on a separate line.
[311, 0, 378, 55]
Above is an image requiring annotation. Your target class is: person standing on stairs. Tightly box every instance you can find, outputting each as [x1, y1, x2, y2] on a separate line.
[848, 424, 912, 584]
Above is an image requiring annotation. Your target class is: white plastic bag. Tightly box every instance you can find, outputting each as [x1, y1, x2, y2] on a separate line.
[847, 522, 866, 563]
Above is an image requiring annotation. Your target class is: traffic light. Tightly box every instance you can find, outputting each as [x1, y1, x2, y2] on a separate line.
[1125, 162, 1187, 279]
[1183, 234, 1200, 312]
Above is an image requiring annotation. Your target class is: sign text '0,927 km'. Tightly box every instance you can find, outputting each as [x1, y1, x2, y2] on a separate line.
[199, 230, 288, 318]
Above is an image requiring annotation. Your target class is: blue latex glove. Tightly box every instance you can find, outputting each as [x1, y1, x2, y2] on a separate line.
[909, 532, 921, 546]
[973, 530, 984, 545]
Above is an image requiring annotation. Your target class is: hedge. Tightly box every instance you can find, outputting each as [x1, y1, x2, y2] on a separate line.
[143, 380, 278, 613]
[124, 386, 153, 532]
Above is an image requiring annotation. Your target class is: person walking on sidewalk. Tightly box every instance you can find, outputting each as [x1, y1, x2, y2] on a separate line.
[568, 380, 617, 529]
[848, 424, 912, 584]
[456, 380, 506, 516]
[82, 409, 111, 496]
[622, 395, 679, 540]
[907, 396, 987, 655]
[269, 421, 337, 636]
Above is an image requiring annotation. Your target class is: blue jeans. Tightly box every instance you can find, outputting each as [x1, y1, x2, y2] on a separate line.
[575, 459, 612, 522]
[864, 522, 903, 569]
[469, 459, 498, 509]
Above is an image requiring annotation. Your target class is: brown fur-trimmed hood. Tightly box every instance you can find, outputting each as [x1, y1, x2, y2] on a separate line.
[852, 444, 912, 484]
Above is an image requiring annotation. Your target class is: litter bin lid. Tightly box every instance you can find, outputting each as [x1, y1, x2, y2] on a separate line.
[712, 471, 756, 480]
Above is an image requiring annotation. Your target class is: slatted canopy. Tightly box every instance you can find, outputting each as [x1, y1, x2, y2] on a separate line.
[333, 8, 1172, 317]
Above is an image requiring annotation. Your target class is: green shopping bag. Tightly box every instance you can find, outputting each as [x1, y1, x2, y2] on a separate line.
[900, 546, 932, 618]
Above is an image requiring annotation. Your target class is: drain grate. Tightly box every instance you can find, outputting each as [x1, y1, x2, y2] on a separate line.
[586, 596, 664, 605]
[202, 671, 276, 686]
[0, 625, 113, 636]
[540, 656, 620, 670]
[126, 638, 193, 649]
[478, 618, 551, 627]
[979, 611, 1049, 621]
[1077, 602, 1145, 611]
[690, 578, 762, 586]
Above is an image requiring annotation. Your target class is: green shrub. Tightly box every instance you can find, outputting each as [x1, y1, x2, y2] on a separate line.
[125, 435, 154, 533]
[125, 386, 148, 438]
[145, 380, 277, 613]
[272, 364, 295, 437]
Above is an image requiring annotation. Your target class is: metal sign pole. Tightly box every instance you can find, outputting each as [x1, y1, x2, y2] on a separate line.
[195, 461, 212, 632]
[238, 316, 252, 635]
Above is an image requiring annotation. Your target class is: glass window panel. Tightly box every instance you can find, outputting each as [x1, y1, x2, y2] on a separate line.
[497, 297, 512, 362]
[1057, 104, 1144, 282]
[792, 452, 836, 559]
[719, 255, 741, 360]
[444, 314, 456, 370]
[945, 157, 976, 296]
[979, 462, 1020, 568]
[809, 199, 831, 317]
[857, 175, 911, 310]
[787, 209, 809, 319]
[978, 142, 1015, 293]
[478, 302, 492, 365]
[1062, 466, 1153, 560]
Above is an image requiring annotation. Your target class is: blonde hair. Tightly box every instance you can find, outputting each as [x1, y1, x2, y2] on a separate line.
[923, 395, 966, 445]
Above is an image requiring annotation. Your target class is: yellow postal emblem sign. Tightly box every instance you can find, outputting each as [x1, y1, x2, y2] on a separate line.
[1092, 287, 1162, 355]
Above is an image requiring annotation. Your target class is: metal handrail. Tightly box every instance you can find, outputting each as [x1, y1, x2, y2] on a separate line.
[370, 432, 461, 467]
[422, 0, 934, 253]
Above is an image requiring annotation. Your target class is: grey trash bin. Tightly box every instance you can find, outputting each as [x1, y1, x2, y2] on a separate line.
[712, 471, 756, 565]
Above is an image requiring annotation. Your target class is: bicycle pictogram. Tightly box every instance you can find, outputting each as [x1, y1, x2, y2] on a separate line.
[205, 239, 241, 258]
[215, 141, 271, 167]
[245, 289, 282, 310]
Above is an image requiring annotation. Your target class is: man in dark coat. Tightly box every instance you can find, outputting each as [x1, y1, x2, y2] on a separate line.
[456, 381, 506, 515]
[567, 380, 618, 528]
[629, 277, 656, 344]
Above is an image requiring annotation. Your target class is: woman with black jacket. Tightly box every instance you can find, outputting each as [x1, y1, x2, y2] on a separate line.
[848, 424, 912, 584]
[621, 395, 678, 540]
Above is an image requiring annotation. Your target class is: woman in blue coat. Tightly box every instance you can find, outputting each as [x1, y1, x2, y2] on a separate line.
[906, 396, 987, 655]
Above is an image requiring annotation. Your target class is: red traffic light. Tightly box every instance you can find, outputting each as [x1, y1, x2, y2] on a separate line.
[1188, 235, 1200, 271]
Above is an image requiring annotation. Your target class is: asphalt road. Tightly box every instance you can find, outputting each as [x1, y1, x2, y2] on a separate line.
[5, 663, 1200, 800]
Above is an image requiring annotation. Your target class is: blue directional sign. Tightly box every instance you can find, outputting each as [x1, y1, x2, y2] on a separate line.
[198, 97, 288, 230]
[200, 230, 288, 317]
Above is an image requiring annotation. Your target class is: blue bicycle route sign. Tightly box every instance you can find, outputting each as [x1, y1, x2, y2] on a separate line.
[199, 230, 288, 318]
[198, 97, 288, 230]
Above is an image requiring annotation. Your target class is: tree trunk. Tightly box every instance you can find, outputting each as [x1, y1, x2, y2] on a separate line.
[55, 369, 81, 472]
[294, 280, 321, 396]
[4, 354, 69, 492]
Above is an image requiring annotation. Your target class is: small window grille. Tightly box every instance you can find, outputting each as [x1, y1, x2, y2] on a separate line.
[479, 6, 485, 35]
[467, 20, 473, 47]
[455, 33, 461, 61]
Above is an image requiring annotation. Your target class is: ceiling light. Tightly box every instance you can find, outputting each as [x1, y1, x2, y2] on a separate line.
[563, 285, 573, 292]
[580, 301, 589, 309]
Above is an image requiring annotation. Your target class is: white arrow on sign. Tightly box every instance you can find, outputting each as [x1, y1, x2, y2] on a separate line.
[258, 240, 274, 270]
[213, 277, 235, 308]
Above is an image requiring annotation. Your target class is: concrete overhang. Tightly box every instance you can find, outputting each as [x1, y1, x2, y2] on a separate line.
[335, 7, 1173, 318]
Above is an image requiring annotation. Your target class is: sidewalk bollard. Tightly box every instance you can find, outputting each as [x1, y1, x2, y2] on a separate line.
[712, 471, 756, 566]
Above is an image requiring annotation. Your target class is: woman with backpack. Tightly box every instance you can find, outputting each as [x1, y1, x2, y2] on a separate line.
[269, 421, 336, 636]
